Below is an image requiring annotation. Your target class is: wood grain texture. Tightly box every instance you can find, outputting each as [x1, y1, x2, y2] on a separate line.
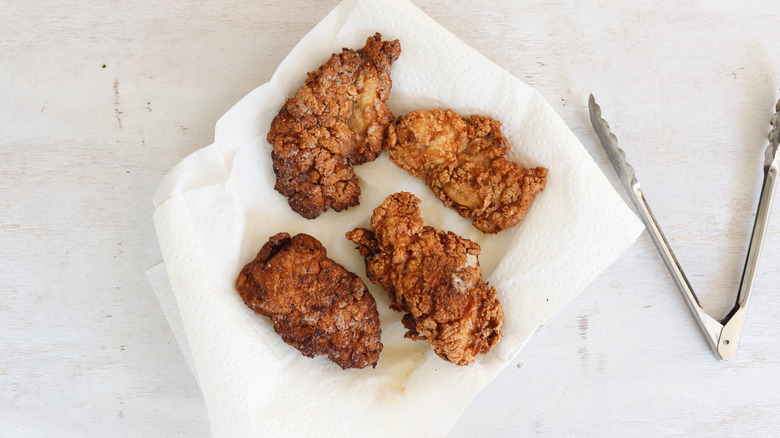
[1, 0, 779, 436]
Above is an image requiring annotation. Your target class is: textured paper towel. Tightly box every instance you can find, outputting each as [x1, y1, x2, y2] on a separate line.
[149, 0, 644, 436]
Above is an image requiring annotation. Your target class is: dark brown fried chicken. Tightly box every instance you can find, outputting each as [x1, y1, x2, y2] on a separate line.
[346, 192, 503, 366]
[385, 109, 547, 234]
[236, 232, 382, 369]
[268, 33, 401, 219]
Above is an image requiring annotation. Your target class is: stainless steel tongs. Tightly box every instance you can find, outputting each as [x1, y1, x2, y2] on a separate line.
[588, 94, 779, 360]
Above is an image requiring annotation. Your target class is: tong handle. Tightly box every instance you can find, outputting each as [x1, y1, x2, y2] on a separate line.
[718, 157, 779, 358]
[627, 182, 725, 358]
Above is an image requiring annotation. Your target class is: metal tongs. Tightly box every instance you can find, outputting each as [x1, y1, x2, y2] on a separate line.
[588, 94, 779, 361]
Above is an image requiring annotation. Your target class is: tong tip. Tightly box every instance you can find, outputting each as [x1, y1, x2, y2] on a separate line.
[587, 94, 638, 187]
[769, 96, 780, 144]
[766, 95, 780, 164]
[587, 94, 600, 119]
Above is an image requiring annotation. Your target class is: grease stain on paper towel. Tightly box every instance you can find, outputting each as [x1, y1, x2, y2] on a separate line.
[376, 339, 429, 398]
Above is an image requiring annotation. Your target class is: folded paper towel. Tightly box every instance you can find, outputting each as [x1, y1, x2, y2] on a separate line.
[148, 0, 644, 436]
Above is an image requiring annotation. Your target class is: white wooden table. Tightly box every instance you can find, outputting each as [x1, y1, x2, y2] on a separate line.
[2, 1, 779, 436]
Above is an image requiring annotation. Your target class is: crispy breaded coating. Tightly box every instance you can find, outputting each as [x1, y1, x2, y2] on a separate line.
[236, 232, 382, 369]
[268, 33, 401, 219]
[385, 109, 547, 233]
[346, 192, 503, 366]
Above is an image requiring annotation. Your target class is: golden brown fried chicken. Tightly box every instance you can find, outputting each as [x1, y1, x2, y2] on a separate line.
[385, 109, 548, 234]
[268, 33, 401, 219]
[236, 232, 382, 369]
[346, 192, 503, 366]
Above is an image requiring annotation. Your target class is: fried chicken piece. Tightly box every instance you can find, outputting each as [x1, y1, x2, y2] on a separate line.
[268, 33, 401, 219]
[346, 192, 503, 366]
[385, 109, 548, 234]
[236, 232, 382, 369]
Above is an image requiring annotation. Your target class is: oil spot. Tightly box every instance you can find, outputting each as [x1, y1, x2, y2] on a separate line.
[118, 410, 123, 419]
[377, 341, 428, 397]
[577, 315, 589, 339]
[560, 383, 570, 399]
[113, 79, 123, 129]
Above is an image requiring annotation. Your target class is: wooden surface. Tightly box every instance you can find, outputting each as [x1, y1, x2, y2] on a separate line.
[2, 0, 779, 436]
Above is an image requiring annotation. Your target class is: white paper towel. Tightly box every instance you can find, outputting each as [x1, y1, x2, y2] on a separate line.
[148, 0, 644, 436]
